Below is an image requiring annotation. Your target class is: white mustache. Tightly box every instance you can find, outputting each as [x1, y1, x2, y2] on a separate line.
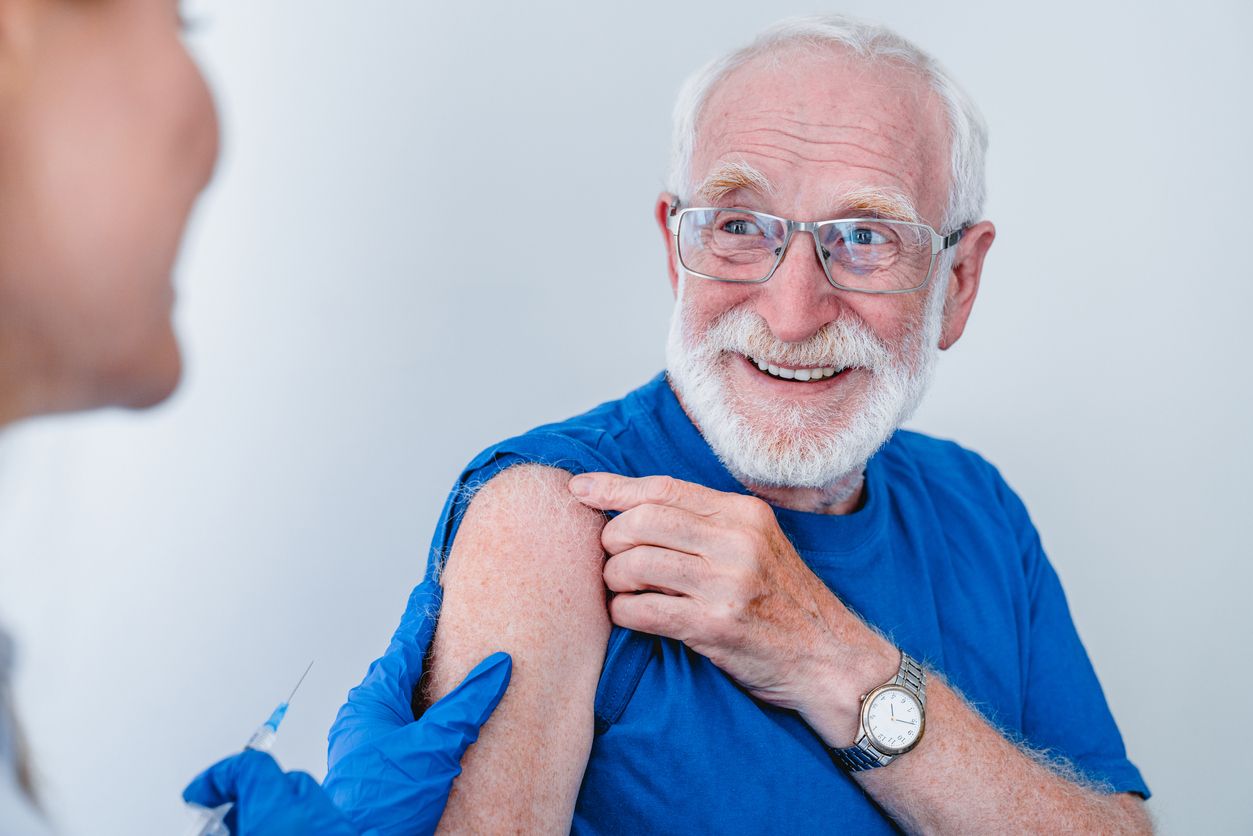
[690, 306, 892, 371]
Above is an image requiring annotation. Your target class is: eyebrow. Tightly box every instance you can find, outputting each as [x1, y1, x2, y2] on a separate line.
[695, 160, 774, 202]
[694, 165, 924, 225]
[829, 185, 922, 224]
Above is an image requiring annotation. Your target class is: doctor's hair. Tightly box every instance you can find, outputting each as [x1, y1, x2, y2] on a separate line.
[666, 13, 989, 232]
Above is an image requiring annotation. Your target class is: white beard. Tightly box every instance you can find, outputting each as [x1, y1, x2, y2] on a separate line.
[665, 275, 944, 492]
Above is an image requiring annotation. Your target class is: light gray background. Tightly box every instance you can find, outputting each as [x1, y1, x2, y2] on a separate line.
[1, 1, 1249, 833]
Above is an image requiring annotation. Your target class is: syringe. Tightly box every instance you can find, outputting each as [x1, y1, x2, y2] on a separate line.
[184, 660, 315, 836]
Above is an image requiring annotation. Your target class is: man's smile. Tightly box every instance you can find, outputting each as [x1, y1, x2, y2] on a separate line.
[740, 353, 853, 386]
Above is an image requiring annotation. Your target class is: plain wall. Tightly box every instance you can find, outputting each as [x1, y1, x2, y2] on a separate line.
[0, 1, 1249, 833]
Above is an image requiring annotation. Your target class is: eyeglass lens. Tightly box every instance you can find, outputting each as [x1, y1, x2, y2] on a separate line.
[677, 208, 933, 291]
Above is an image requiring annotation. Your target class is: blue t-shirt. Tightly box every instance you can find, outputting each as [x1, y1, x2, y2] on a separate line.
[424, 373, 1149, 833]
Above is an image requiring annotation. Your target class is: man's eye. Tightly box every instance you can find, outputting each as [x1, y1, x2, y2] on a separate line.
[722, 219, 761, 236]
[850, 227, 887, 246]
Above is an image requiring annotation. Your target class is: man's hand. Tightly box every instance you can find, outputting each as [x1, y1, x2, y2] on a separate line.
[568, 472, 895, 740]
[568, 473, 1151, 834]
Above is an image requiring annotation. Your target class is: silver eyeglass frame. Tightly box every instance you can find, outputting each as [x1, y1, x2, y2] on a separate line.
[666, 199, 966, 295]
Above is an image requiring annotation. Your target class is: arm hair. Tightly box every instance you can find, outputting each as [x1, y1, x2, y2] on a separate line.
[425, 464, 611, 834]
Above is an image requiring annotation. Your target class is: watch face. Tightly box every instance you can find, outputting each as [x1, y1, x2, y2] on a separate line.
[864, 686, 924, 755]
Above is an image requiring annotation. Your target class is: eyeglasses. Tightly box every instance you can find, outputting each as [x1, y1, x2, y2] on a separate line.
[666, 200, 965, 294]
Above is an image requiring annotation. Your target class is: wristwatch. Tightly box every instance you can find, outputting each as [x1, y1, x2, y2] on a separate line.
[831, 651, 927, 771]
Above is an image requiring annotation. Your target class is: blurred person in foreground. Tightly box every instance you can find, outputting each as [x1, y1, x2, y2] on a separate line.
[326, 14, 1152, 834]
[0, 1, 506, 833]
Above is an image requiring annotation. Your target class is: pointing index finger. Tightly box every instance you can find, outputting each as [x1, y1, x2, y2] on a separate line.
[568, 472, 723, 515]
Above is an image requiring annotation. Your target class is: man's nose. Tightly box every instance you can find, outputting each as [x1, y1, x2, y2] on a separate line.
[755, 231, 840, 344]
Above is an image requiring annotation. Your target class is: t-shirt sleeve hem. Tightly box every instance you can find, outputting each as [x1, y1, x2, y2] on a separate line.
[423, 431, 619, 583]
[1079, 758, 1151, 800]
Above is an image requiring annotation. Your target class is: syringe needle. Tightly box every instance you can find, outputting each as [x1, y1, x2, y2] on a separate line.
[285, 659, 315, 704]
[185, 659, 320, 834]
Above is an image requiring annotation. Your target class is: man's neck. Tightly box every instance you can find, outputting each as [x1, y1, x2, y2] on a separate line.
[746, 472, 865, 516]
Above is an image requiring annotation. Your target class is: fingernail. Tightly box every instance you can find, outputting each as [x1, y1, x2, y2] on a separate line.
[569, 474, 593, 497]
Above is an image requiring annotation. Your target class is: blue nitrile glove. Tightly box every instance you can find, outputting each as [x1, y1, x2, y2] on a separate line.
[323, 577, 511, 836]
[183, 748, 359, 835]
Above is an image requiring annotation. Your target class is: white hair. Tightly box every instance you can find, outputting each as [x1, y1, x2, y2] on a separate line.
[666, 13, 988, 231]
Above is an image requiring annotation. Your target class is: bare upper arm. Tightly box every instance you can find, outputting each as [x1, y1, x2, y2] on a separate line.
[1114, 792, 1154, 834]
[425, 464, 611, 835]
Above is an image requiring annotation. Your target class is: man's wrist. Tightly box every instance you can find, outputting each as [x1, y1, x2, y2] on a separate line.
[797, 612, 901, 748]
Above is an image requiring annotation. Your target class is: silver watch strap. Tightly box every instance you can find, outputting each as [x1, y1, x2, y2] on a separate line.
[831, 651, 926, 772]
[895, 652, 927, 707]
[831, 735, 893, 771]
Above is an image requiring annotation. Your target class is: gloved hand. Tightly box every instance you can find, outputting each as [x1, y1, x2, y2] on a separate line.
[183, 748, 358, 835]
[323, 577, 511, 836]
[182, 578, 509, 836]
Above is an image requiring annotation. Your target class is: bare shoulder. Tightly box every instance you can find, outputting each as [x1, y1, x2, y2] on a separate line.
[428, 463, 612, 834]
[429, 463, 611, 698]
[436, 462, 610, 602]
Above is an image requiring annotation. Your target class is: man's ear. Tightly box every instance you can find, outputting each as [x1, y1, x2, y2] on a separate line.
[655, 193, 681, 298]
[939, 220, 995, 350]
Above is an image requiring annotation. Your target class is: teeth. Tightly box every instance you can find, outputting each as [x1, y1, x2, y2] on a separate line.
[748, 356, 842, 382]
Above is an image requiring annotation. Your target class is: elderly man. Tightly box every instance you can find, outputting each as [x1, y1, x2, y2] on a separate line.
[329, 14, 1150, 834]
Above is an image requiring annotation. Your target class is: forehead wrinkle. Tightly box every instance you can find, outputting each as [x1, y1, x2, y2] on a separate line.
[698, 65, 944, 162]
[693, 49, 951, 227]
[737, 138, 903, 169]
[708, 88, 926, 148]
[697, 102, 944, 219]
[730, 122, 924, 169]
[746, 111, 921, 141]
[735, 140, 904, 182]
[769, 121, 922, 159]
